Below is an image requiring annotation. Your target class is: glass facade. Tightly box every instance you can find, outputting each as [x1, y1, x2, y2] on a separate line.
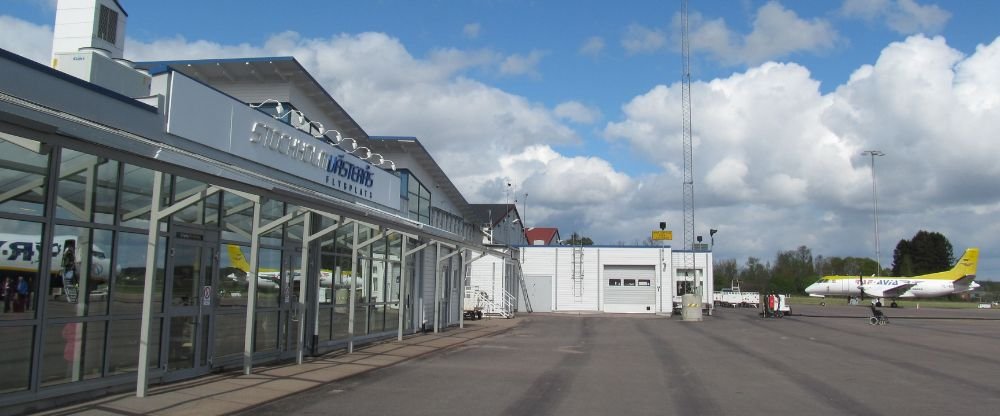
[400, 170, 430, 224]
[0, 89, 471, 408]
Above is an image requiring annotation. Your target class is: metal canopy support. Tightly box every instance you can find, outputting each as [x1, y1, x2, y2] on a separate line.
[397, 236, 408, 341]
[241, 202, 263, 375]
[295, 212, 312, 364]
[402, 240, 432, 335]
[347, 222, 359, 353]
[307, 215, 349, 358]
[459, 249, 467, 329]
[434, 242, 441, 333]
[136, 172, 163, 398]
[431, 243, 462, 333]
[243, 206, 309, 374]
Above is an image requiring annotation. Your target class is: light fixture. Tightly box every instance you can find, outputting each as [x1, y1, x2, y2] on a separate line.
[355, 147, 373, 159]
[340, 137, 358, 150]
[247, 100, 401, 171]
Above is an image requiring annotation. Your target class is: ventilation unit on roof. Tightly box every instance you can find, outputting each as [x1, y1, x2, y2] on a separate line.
[50, 0, 150, 98]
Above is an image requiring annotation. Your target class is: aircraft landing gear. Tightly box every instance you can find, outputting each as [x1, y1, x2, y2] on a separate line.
[875, 301, 882, 307]
[890, 301, 898, 308]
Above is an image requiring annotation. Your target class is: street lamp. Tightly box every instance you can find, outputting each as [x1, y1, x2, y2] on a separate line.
[861, 150, 885, 277]
[709, 229, 718, 250]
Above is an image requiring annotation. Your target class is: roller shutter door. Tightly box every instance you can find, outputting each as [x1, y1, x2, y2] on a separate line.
[604, 265, 656, 313]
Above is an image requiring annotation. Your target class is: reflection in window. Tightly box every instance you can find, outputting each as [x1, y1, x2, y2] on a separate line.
[0, 135, 49, 216]
[213, 313, 245, 358]
[41, 321, 106, 386]
[56, 150, 119, 224]
[0, 326, 33, 393]
[221, 192, 254, 243]
[319, 253, 337, 305]
[47, 226, 113, 318]
[218, 244, 249, 307]
[256, 249, 281, 308]
[259, 199, 285, 245]
[402, 170, 430, 224]
[0, 219, 43, 320]
[609, 279, 622, 286]
[109, 235, 167, 315]
[255, 311, 278, 352]
[107, 318, 160, 375]
[120, 164, 169, 229]
[172, 176, 213, 225]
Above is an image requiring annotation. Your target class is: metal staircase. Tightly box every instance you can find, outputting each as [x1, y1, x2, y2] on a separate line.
[465, 287, 516, 318]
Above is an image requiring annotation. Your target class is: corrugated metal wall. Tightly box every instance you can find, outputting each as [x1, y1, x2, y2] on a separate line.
[521, 247, 670, 313]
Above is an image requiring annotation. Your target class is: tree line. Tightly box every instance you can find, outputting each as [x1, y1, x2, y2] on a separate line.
[714, 230, 957, 294]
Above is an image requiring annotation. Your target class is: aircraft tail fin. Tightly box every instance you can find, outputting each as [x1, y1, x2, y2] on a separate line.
[951, 248, 978, 280]
[227, 245, 251, 272]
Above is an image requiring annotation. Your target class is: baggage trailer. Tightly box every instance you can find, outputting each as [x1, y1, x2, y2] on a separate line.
[713, 282, 760, 308]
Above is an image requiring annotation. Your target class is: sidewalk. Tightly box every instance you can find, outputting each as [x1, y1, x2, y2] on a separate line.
[35, 318, 520, 416]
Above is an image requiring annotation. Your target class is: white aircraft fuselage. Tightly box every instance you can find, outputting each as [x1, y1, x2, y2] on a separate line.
[804, 248, 980, 301]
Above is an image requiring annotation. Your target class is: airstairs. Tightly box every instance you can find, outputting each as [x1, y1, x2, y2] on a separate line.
[465, 287, 516, 318]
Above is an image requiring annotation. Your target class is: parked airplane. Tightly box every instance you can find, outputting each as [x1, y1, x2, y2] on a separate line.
[805, 248, 981, 307]
[0, 233, 111, 284]
[223, 245, 336, 290]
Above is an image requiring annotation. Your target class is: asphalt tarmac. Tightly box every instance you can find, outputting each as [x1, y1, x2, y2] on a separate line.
[243, 305, 1000, 416]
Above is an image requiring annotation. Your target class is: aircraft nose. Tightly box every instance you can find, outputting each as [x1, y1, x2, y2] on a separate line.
[804, 283, 817, 294]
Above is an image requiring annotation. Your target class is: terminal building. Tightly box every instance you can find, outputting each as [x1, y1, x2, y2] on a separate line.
[0, 0, 506, 408]
[0, 0, 714, 410]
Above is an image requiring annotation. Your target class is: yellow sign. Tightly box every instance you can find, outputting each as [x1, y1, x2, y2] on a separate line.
[652, 230, 673, 240]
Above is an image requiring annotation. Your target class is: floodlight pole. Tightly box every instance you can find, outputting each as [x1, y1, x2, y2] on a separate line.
[862, 150, 885, 277]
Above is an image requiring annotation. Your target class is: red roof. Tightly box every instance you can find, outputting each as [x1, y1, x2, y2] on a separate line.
[524, 227, 560, 245]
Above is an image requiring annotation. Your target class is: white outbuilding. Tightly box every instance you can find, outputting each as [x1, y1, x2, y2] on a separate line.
[519, 246, 713, 314]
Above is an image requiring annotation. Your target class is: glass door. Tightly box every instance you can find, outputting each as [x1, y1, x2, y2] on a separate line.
[279, 251, 302, 359]
[163, 240, 216, 379]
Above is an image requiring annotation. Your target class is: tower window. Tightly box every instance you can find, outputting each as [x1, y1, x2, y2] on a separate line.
[97, 5, 119, 44]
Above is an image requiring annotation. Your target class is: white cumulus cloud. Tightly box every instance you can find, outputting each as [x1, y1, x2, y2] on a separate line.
[841, 0, 951, 35]
[684, 1, 839, 66]
[554, 101, 602, 124]
[621, 24, 667, 55]
[579, 36, 605, 57]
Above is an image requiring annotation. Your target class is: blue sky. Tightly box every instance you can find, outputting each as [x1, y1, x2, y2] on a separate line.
[4, 0, 1000, 279]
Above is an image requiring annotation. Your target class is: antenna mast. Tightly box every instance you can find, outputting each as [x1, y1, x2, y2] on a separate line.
[681, 0, 697, 289]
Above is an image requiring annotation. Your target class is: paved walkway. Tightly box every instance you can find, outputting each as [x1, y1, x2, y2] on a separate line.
[35, 318, 520, 416]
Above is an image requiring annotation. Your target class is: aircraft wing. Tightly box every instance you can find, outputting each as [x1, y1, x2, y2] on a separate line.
[869, 283, 917, 298]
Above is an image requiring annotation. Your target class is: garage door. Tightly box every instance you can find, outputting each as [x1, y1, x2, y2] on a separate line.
[521, 275, 552, 312]
[604, 265, 655, 313]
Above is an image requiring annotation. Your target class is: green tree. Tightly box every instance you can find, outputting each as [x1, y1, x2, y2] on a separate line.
[713, 258, 738, 289]
[891, 231, 954, 276]
[770, 246, 814, 294]
[817, 256, 880, 277]
[565, 232, 594, 246]
[738, 257, 770, 292]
